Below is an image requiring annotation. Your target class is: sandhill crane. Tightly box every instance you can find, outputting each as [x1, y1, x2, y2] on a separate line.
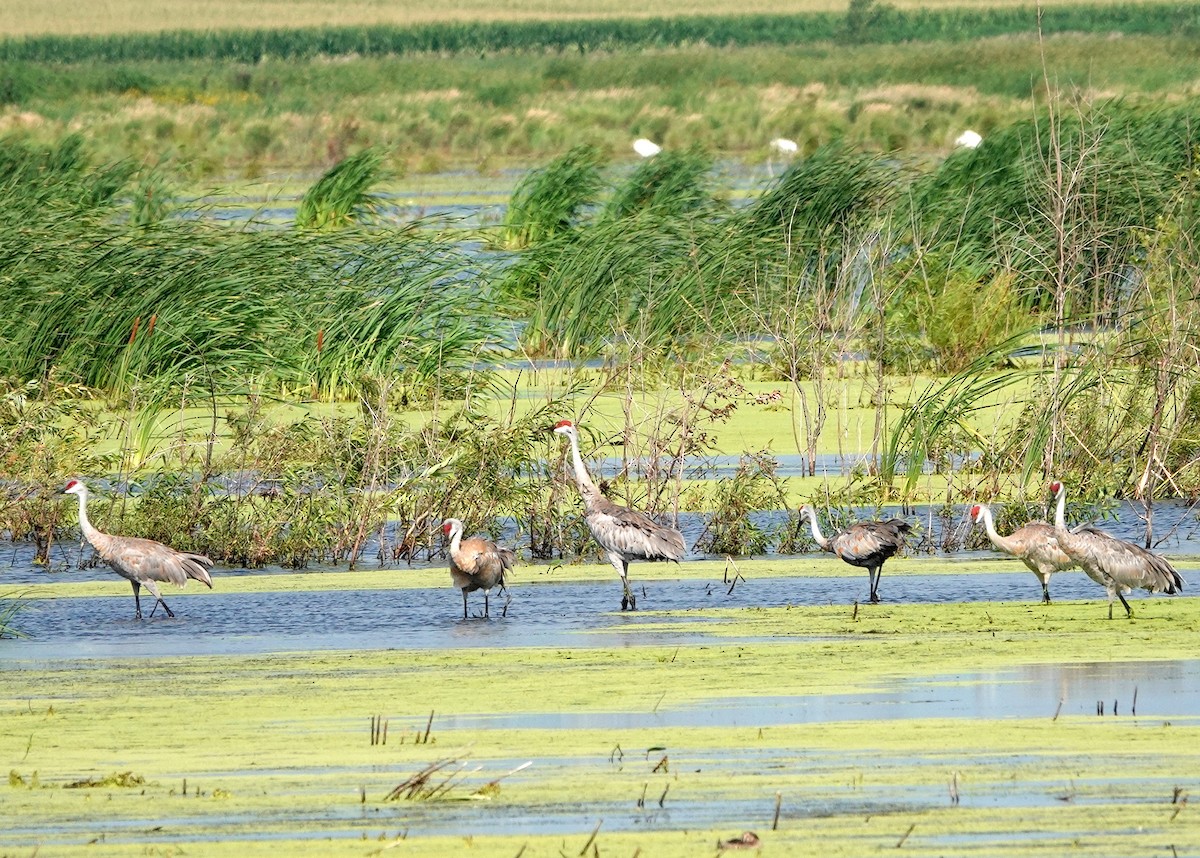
[63, 479, 213, 619]
[632, 138, 662, 158]
[799, 505, 911, 603]
[552, 420, 686, 610]
[442, 518, 514, 619]
[1050, 481, 1184, 618]
[970, 504, 1075, 604]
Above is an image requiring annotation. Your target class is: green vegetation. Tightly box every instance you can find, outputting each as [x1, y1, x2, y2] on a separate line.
[4, 587, 1200, 855]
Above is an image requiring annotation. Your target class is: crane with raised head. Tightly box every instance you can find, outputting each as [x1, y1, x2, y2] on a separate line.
[970, 504, 1075, 604]
[552, 419, 686, 610]
[799, 505, 910, 603]
[63, 479, 213, 619]
[1050, 480, 1183, 618]
[442, 517, 514, 619]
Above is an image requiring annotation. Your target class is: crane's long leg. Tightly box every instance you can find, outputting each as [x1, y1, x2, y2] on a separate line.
[484, 591, 490, 618]
[142, 580, 175, 619]
[611, 555, 636, 611]
[868, 566, 882, 603]
[131, 581, 143, 619]
[461, 588, 469, 620]
[1117, 590, 1133, 618]
[1041, 578, 1051, 605]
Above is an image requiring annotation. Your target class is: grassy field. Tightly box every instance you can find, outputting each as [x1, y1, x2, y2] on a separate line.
[0, 0, 1163, 36]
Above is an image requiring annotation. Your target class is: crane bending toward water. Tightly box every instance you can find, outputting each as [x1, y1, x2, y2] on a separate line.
[552, 420, 686, 610]
[799, 505, 910, 603]
[442, 518, 514, 619]
[1050, 481, 1183, 618]
[63, 479, 213, 619]
[970, 504, 1075, 604]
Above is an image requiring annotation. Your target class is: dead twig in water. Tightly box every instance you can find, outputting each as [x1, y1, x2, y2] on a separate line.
[724, 556, 746, 594]
[895, 823, 915, 848]
[384, 756, 468, 801]
[949, 771, 960, 806]
[652, 755, 669, 774]
[772, 792, 782, 830]
[1052, 697, 1063, 721]
[658, 784, 670, 808]
[652, 691, 666, 714]
[578, 819, 602, 856]
[1132, 685, 1138, 716]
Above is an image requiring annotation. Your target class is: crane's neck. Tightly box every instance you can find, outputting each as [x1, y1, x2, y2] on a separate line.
[977, 507, 1016, 553]
[1053, 490, 1067, 532]
[73, 488, 104, 550]
[804, 510, 831, 550]
[447, 524, 463, 558]
[563, 430, 603, 506]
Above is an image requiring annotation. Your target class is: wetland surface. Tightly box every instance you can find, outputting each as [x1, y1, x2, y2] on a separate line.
[3, 550, 1200, 856]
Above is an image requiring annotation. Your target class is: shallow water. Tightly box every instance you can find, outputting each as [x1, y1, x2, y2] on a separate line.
[0, 569, 1151, 661]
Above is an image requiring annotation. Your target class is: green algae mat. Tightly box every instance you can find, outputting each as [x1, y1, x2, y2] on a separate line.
[3, 574, 1200, 856]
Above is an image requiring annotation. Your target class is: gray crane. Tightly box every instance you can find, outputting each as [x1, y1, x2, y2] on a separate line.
[442, 517, 515, 619]
[970, 504, 1075, 604]
[553, 420, 686, 610]
[799, 505, 911, 603]
[63, 479, 213, 619]
[1050, 480, 1184, 618]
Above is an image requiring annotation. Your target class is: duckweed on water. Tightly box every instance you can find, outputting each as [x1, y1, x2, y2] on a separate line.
[2, 583, 1199, 856]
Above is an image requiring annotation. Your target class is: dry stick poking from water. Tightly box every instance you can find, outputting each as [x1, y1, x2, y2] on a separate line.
[772, 792, 782, 830]
[609, 744, 623, 765]
[578, 819, 602, 856]
[1133, 685, 1138, 716]
[949, 771, 960, 806]
[422, 710, 434, 743]
[652, 691, 666, 714]
[852, 600, 859, 621]
[652, 755, 669, 774]
[384, 756, 466, 801]
[637, 783, 647, 809]
[658, 784, 670, 808]
[895, 823, 916, 847]
[476, 761, 533, 798]
[1052, 697, 1064, 721]
[1171, 789, 1188, 821]
[513, 846, 527, 858]
[724, 556, 746, 595]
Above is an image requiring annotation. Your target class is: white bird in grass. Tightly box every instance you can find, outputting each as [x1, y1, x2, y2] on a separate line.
[955, 129, 983, 149]
[799, 505, 911, 604]
[970, 504, 1075, 604]
[63, 479, 214, 619]
[769, 137, 798, 156]
[442, 518, 515, 619]
[1050, 480, 1184, 619]
[552, 420, 686, 610]
[632, 138, 662, 158]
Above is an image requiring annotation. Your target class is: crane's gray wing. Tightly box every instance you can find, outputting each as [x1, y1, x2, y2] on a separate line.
[1011, 523, 1074, 570]
[588, 499, 686, 561]
[1072, 527, 1183, 593]
[106, 537, 214, 588]
[834, 520, 910, 563]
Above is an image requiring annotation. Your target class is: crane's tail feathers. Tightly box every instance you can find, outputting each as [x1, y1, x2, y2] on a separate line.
[181, 554, 215, 588]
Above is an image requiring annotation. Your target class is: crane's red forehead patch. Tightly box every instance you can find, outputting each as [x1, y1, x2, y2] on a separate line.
[1050, 481, 1062, 492]
[64, 479, 79, 491]
[442, 521, 452, 534]
[553, 419, 573, 428]
[970, 505, 981, 517]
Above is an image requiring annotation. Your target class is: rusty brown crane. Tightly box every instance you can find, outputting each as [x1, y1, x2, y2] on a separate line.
[553, 419, 686, 610]
[799, 505, 911, 603]
[442, 518, 515, 619]
[970, 504, 1075, 604]
[1050, 480, 1183, 618]
[63, 479, 213, 619]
